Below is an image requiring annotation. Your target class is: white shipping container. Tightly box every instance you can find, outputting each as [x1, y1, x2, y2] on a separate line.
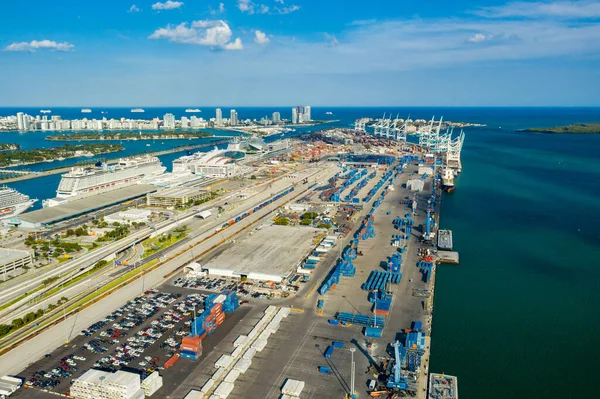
[247, 328, 259, 339]
[234, 358, 252, 373]
[209, 395, 220, 399]
[265, 305, 277, 315]
[231, 346, 244, 358]
[214, 294, 228, 304]
[259, 330, 271, 340]
[183, 390, 204, 399]
[282, 379, 305, 396]
[252, 338, 267, 352]
[214, 381, 235, 399]
[278, 307, 291, 318]
[325, 235, 338, 241]
[233, 335, 249, 348]
[200, 379, 216, 393]
[296, 267, 312, 275]
[215, 355, 234, 369]
[243, 347, 256, 360]
[213, 368, 226, 381]
[224, 369, 241, 383]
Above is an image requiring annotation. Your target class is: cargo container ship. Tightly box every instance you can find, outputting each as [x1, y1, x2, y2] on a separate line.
[441, 168, 455, 192]
[0, 186, 37, 220]
[43, 156, 165, 208]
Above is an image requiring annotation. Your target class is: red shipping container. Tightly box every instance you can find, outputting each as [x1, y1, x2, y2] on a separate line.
[210, 303, 223, 315]
[182, 336, 202, 347]
[164, 354, 180, 369]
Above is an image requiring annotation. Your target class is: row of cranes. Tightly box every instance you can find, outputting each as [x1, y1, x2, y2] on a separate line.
[354, 115, 465, 171]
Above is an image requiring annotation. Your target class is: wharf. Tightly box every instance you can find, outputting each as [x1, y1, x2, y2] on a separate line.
[437, 229, 453, 250]
[428, 373, 458, 399]
[15, 184, 157, 227]
[437, 251, 459, 264]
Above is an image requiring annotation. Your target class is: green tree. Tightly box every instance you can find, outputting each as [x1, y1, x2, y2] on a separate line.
[35, 309, 44, 318]
[0, 324, 11, 337]
[250, 175, 257, 180]
[11, 318, 23, 329]
[23, 312, 36, 324]
[274, 217, 290, 226]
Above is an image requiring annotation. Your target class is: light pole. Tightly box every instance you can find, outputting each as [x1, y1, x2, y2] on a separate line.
[350, 347, 356, 398]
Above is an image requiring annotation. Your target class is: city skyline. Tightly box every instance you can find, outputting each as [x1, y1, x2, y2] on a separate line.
[2, 0, 600, 106]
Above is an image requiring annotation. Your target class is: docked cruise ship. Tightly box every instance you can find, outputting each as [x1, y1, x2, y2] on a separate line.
[43, 156, 166, 208]
[0, 186, 37, 220]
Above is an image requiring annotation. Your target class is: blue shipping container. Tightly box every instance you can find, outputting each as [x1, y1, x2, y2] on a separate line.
[332, 341, 344, 349]
[328, 319, 339, 325]
[324, 346, 334, 358]
[318, 366, 332, 374]
[364, 327, 383, 338]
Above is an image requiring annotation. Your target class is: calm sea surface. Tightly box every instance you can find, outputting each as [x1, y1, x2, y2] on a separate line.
[2, 106, 599, 398]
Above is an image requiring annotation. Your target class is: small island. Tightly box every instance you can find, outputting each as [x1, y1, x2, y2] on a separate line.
[46, 131, 213, 141]
[518, 123, 600, 134]
[0, 143, 20, 151]
[0, 143, 123, 167]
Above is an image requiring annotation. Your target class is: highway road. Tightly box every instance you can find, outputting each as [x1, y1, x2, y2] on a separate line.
[0, 162, 339, 376]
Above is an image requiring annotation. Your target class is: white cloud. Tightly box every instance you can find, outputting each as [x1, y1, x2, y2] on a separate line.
[210, 2, 226, 15]
[149, 20, 243, 50]
[476, 1, 600, 19]
[128, 4, 141, 13]
[254, 30, 270, 44]
[324, 33, 339, 47]
[5, 40, 75, 52]
[151, 1, 183, 11]
[468, 33, 488, 43]
[276, 5, 300, 14]
[238, 0, 269, 14]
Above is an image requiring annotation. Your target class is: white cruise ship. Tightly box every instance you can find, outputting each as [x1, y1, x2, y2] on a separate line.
[0, 186, 37, 220]
[131, 108, 145, 113]
[43, 156, 166, 208]
[185, 108, 201, 113]
[81, 108, 92, 113]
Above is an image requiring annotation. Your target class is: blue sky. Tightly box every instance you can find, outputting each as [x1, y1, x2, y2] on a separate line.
[1, 0, 599, 106]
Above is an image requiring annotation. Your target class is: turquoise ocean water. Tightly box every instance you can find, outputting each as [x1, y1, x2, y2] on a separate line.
[1, 107, 599, 397]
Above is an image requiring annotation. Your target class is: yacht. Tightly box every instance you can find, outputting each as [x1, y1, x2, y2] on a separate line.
[81, 109, 92, 113]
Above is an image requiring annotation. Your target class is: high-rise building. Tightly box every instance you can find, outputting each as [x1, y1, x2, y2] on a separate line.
[291, 108, 298, 124]
[304, 106, 311, 121]
[230, 109, 238, 126]
[16, 112, 24, 130]
[272, 112, 281, 123]
[216, 108, 222, 126]
[163, 113, 175, 129]
[181, 116, 189, 128]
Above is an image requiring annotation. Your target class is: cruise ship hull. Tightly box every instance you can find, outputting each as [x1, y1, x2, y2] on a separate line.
[0, 199, 37, 220]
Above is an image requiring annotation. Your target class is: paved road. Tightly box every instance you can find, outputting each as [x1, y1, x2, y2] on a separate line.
[0, 163, 339, 376]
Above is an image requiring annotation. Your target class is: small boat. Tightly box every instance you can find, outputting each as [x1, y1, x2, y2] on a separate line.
[81, 108, 92, 113]
[146, 143, 150, 146]
[326, 111, 333, 115]
[40, 109, 51, 114]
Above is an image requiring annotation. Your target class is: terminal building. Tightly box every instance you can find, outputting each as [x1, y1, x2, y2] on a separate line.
[104, 208, 152, 225]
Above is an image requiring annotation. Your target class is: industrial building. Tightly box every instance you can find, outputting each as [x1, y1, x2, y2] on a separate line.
[172, 149, 238, 178]
[70, 369, 146, 399]
[202, 225, 322, 282]
[0, 248, 33, 278]
[147, 187, 212, 208]
[104, 208, 152, 225]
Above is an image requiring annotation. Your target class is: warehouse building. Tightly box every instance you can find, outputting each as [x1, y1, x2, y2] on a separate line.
[147, 187, 212, 208]
[104, 208, 152, 225]
[0, 248, 33, 278]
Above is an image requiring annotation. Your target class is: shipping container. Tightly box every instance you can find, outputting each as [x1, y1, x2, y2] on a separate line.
[332, 341, 344, 349]
[318, 366, 332, 374]
[164, 354, 180, 369]
[324, 345, 334, 358]
[364, 326, 383, 338]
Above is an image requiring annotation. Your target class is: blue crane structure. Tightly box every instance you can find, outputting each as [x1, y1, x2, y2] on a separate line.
[387, 341, 408, 389]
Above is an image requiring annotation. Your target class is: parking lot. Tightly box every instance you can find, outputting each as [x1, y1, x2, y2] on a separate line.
[16, 289, 207, 396]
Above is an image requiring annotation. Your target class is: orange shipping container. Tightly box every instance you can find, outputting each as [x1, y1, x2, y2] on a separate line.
[164, 354, 180, 369]
[206, 314, 215, 322]
[182, 336, 202, 347]
[210, 303, 223, 314]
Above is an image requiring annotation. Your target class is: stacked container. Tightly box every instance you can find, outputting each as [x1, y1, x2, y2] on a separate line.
[180, 336, 202, 360]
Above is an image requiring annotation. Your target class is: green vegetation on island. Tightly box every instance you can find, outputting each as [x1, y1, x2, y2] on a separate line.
[518, 123, 600, 134]
[46, 131, 213, 141]
[0, 143, 20, 151]
[0, 143, 123, 167]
